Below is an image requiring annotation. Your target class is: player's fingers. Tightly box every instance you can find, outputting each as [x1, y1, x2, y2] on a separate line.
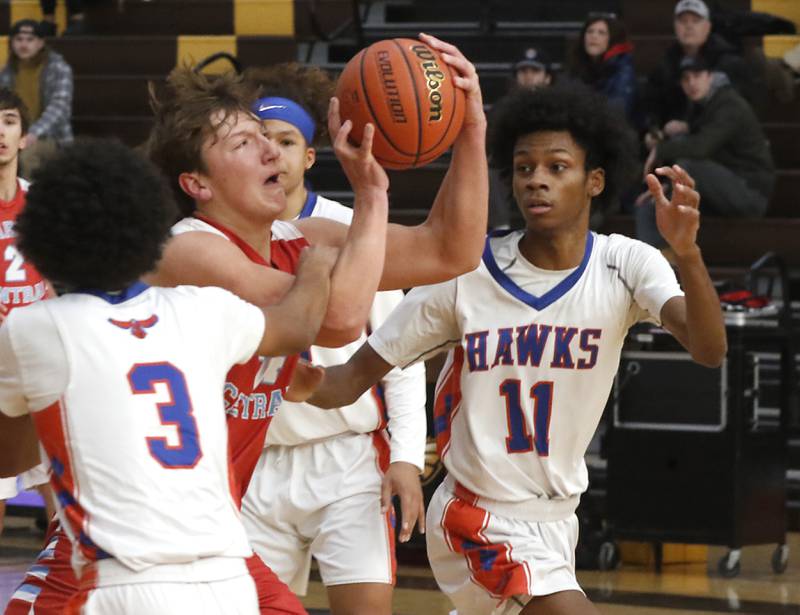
[358, 123, 375, 158]
[440, 52, 477, 79]
[398, 493, 417, 543]
[673, 164, 697, 190]
[418, 498, 426, 535]
[333, 119, 353, 154]
[645, 174, 668, 205]
[674, 183, 700, 209]
[327, 96, 342, 135]
[418, 32, 462, 59]
[654, 166, 678, 183]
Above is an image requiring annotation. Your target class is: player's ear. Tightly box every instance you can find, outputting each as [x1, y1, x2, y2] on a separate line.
[18, 134, 27, 151]
[305, 146, 316, 171]
[178, 172, 212, 203]
[588, 168, 605, 198]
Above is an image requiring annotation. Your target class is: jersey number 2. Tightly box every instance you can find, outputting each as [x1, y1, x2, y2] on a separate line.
[128, 362, 202, 469]
[4, 245, 26, 282]
[499, 380, 553, 456]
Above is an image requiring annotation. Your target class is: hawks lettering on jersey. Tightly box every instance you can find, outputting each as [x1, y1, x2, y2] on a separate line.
[463, 325, 602, 372]
[370, 230, 683, 520]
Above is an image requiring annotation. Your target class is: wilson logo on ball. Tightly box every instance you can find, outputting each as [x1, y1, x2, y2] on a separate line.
[410, 44, 445, 122]
[376, 50, 408, 124]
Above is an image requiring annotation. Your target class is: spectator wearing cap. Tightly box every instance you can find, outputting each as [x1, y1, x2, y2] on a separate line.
[637, 55, 774, 250]
[567, 13, 638, 123]
[0, 19, 73, 177]
[642, 0, 757, 139]
[513, 47, 552, 90]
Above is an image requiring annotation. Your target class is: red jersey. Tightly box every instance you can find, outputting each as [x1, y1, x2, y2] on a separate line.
[190, 215, 308, 499]
[0, 180, 47, 311]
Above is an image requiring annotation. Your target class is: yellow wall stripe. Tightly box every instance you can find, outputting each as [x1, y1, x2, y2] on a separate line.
[234, 0, 293, 36]
[10, 0, 67, 34]
[752, 0, 800, 28]
[177, 36, 238, 73]
[763, 35, 800, 59]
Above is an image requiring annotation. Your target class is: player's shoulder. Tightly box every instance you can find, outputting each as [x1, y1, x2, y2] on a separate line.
[171, 216, 227, 239]
[310, 194, 353, 224]
[592, 232, 663, 267]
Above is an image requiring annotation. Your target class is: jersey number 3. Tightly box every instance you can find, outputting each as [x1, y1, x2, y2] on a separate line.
[499, 380, 553, 456]
[128, 362, 202, 469]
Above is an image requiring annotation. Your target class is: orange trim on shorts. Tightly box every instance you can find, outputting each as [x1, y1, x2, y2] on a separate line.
[370, 430, 397, 585]
[64, 565, 96, 615]
[440, 491, 530, 600]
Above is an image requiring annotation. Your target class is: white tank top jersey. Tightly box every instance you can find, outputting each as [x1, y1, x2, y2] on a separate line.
[265, 194, 426, 469]
[369, 231, 684, 522]
[0, 284, 264, 576]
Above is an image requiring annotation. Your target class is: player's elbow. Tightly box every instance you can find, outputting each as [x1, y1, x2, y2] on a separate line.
[691, 341, 728, 368]
[319, 310, 365, 348]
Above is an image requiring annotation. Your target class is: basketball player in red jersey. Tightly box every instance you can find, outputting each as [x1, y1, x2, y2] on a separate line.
[0, 88, 67, 615]
[5, 34, 487, 615]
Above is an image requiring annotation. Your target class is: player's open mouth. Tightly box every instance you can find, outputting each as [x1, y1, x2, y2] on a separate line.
[264, 174, 280, 185]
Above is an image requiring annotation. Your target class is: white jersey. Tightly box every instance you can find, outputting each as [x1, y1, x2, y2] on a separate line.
[369, 231, 683, 521]
[0, 283, 264, 576]
[262, 193, 427, 469]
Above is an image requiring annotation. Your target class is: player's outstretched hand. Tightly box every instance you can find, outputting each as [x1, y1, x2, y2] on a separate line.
[328, 96, 389, 195]
[381, 461, 425, 543]
[418, 32, 485, 132]
[284, 360, 326, 403]
[646, 164, 701, 257]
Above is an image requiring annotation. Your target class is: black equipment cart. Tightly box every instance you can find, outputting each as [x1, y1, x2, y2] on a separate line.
[604, 254, 798, 577]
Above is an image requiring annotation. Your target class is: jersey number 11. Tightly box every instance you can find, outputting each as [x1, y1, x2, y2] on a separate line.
[499, 380, 553, 456]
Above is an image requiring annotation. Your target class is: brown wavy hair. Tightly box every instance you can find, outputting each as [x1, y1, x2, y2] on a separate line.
[146, 66, 258, 216]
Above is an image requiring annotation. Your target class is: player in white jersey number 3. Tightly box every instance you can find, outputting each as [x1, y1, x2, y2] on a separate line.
[308, 84, 728, 615]
[0, 139, 338, 615]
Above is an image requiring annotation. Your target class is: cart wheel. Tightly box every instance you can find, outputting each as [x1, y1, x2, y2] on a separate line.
[717, 551, 741, 578]
[771, 544, 789, 574]
[598, 541, 619, 571]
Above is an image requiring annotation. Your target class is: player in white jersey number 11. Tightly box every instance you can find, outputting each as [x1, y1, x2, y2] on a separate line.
[0, 139, 336, 615]
[305, 84, 727, 615]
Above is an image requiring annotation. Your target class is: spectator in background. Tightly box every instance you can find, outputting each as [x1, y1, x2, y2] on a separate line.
[489, 47, 555, 229]
[40, 0, 87, 36]
[0, 20, 73, 177]
[643, 0, 757, 138]
[568, 13, 638, 124]
[513, 47, 552, 90]
[637, 55, 774, 252]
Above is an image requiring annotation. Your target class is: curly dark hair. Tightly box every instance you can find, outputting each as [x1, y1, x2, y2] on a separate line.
[16, 138, 178, 290]
[244, 62, 335, 146]
[488, 83, 639, 210]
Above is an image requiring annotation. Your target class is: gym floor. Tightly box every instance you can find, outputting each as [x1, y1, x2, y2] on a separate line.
[2, 517, 799, 614]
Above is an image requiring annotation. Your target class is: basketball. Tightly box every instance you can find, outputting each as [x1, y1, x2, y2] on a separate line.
[335, 38, 465, 170]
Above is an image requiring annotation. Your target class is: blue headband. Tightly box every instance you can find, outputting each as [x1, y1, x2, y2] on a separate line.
[252, 96, 316, 144]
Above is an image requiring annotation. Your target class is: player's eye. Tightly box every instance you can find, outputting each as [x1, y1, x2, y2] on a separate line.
[281, 139, 295, 147]
[236, 139, 249, 149]
[515, 164, 531, 174]
[552, 163, 567, 173]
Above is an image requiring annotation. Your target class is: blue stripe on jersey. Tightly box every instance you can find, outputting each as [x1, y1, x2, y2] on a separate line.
[297, 190, 318, 219]
[14, 583, 42, 601]
[482, 231, 594, 311]
[79, 281, 149, 304]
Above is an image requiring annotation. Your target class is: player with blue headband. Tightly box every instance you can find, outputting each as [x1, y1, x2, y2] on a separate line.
[244, 63, 427, 615]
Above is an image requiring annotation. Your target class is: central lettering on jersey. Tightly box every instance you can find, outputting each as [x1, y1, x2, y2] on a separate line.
[223, 384, 283, 421]
[463, 324, 602, 372]
[0, 281, 46, 305]
[108, 315, 159, 339]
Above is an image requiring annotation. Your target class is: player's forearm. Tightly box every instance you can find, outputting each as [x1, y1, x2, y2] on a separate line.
[0, 414, 39, 478]
[259, 261, 332, 356]
[675, 246, 727, 367]
[308, 342, 393, 407]
[321, 188, 388, 346]
[425, 123, 488, 275]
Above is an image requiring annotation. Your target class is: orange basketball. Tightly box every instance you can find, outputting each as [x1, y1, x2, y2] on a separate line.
[335, 38, 465, 170]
